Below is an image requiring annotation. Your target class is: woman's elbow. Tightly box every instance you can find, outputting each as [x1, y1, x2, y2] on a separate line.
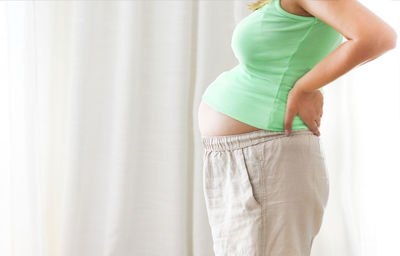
[376, 25, 397, 50]
[354, 28, 397, 55]
[385, 28, 397, 50]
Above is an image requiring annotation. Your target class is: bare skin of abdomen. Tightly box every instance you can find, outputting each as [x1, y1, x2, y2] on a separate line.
[198, 99, 262, 136]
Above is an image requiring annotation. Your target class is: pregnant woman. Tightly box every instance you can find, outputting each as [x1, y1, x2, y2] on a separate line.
[198, 0, 396, 255]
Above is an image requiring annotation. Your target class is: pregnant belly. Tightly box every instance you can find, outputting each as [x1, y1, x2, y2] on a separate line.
[197, 99, 261, 136]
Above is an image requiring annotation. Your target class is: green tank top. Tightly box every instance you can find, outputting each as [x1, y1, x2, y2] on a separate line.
[201, 0, 343, 131]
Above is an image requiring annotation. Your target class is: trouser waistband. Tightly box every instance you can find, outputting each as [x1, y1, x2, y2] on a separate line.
[201, 129, 313, 151]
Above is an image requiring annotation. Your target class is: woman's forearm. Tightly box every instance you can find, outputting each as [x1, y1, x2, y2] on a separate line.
[292, 38, 397, 92]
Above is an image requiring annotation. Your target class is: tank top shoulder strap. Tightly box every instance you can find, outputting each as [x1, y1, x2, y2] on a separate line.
[270, 0, 317, 22]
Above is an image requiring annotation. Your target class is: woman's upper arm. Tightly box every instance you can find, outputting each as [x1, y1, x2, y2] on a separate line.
[296, 0, 397, 48]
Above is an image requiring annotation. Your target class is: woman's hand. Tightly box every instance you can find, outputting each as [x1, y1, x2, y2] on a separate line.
[284, 87, 323, 137]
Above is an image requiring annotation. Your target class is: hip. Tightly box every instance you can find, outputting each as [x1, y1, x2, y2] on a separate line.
[201, 128, 329, 255]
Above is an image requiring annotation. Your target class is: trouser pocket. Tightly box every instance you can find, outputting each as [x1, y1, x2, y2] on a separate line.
[202, 149, 262, 255]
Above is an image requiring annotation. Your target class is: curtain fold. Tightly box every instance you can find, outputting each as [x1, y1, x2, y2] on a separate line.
[0, 0, 399, 255]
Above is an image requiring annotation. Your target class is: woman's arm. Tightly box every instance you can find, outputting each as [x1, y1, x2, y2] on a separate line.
[293, 0, 397, 92]
[283, 0, 396, 136]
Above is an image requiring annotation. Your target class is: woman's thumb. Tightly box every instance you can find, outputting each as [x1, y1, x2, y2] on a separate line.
[284, 108, 295, 135]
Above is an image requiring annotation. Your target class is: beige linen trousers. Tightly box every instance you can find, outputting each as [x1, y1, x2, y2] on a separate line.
[201, 129, 329, 256]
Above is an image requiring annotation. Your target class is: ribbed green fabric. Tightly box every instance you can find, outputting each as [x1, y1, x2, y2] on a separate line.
[202, 0, 343, 131]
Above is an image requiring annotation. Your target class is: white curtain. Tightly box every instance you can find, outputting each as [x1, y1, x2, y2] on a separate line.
[0, 0, 399, 255]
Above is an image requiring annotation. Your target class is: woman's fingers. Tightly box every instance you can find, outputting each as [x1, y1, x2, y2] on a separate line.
[285, 87, 324, 136]
[315, 118, 321, 128]
[305, 117, 320, 136]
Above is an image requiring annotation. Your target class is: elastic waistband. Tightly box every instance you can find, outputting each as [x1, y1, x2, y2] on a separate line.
[201, 129, 314, 151]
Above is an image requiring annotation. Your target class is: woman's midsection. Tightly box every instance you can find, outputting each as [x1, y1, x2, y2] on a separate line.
[198, 99, 262, 136]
